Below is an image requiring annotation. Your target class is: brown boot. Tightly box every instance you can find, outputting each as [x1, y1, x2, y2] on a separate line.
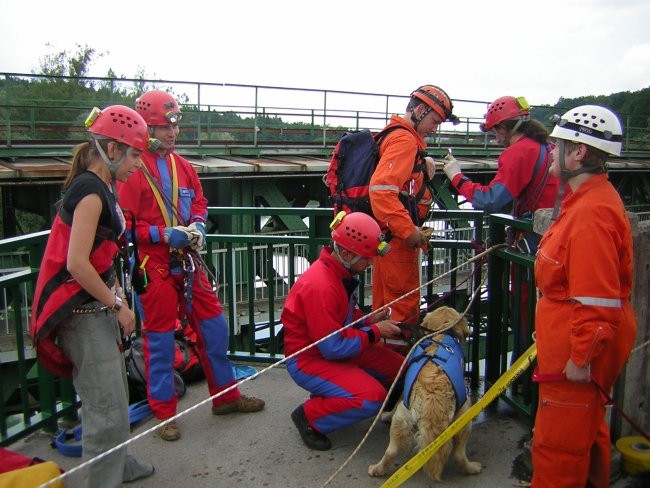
[212, 395, 265, 415]
[158, 420, 181, 441]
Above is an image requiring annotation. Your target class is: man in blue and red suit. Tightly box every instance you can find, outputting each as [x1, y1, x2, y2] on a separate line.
[118, 90, 264, 442]
[282, 211, 404, 451]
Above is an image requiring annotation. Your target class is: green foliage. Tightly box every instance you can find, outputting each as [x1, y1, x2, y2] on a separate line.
[0, 44, 180, 142]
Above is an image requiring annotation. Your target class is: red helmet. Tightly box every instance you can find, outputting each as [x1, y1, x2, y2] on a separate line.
[135, 90, 182, 126]
[85, 105, 148, 152]
[330, 212, 389, 258]
[411, 85, 458, 124]
[480, 96, 530, 132]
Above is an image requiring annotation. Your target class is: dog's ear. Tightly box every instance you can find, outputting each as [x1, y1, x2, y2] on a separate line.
[455, 316, 471, 341]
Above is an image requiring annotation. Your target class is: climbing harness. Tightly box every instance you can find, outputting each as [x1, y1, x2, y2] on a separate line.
[403, 333, 467, 411]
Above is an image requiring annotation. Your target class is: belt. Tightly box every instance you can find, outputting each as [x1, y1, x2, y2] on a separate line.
[71, 301, 111, 315]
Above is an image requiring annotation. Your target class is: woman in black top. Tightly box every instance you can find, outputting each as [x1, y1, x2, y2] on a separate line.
[31, 105, 154, 487]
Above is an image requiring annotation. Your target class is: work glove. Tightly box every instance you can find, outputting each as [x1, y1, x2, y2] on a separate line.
[187, 222, 206, 251]
[420, 226, 434, 251]
[164, 225, 194, 249]
[442, 154, 461, 181]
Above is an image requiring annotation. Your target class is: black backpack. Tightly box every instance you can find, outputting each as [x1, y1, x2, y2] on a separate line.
[324, 126, 428, 224]
[124, 336, 186, 403]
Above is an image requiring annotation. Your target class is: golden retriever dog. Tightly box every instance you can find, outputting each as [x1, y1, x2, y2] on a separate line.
[368, 306, 482, 482]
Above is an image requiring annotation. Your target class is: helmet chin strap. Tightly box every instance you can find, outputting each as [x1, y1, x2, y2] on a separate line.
[93, 138, 126, 199]
[333, 243, 361, 270]
[551, 139, 605, 220]
[501, 118, 524, 147]
[410, 105, 431, 132]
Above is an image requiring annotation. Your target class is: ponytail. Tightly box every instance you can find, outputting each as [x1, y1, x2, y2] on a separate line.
[501, 118, 549, 144]
[63, 139, 114, 189]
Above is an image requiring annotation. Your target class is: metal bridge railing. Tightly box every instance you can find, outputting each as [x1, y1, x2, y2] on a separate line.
[0, 207, 490, 446]
[485, 214, 538, 419]
[3, 72, 648, 154]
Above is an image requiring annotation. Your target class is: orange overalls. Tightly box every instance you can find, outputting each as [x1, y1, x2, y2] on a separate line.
[532, 174, 637, 488]
[369, 116, 432, 327]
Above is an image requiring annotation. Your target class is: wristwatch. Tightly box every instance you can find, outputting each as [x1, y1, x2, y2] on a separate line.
[111, 295, 123, 312]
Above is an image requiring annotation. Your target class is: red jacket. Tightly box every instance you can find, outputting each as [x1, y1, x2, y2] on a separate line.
[451, 136, 560, 216]
[118, 150, 208, 274]
[282, 247, 381, 360]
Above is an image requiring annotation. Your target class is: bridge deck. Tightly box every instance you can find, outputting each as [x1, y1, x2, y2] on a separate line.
[2, 150, 650, 181]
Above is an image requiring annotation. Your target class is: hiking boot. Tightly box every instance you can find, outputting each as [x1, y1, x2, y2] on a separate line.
[291, 404, 331, 451]
[212, 395, 265, 415]
[123, 454, 155, 483]
[158, 420, 181, 441]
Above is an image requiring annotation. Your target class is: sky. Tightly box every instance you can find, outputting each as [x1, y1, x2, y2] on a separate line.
[1, 0, 649, 113]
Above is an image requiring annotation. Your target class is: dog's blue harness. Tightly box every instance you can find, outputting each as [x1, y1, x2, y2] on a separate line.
[403, 333, 467, 411]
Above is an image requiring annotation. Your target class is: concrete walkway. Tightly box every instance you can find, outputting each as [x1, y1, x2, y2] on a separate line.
[8, 364, 638, 488]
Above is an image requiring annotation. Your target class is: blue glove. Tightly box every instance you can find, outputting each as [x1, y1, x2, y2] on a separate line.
[188, 222, 206, 250]
[163, 226, 193, 249]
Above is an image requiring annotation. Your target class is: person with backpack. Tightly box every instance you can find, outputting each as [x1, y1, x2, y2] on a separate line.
[30, 106, 155, 487]
[530, 105, 636, 488]
[369, 85, 458, 342]
[118, 90, 264, 442]
[282, 211, 404, 451]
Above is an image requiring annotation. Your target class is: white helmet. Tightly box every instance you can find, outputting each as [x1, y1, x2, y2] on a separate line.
[550, 105, 623, 156]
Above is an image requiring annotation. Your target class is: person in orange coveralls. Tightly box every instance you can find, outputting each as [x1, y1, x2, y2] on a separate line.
[369, 85, 458, 340]
[531, 105, 637, 488]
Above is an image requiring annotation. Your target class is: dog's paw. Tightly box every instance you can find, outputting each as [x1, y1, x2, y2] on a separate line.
[380, 411, 393, 423]
[463, 460, 482, 475]
[368, 463, 387, 477]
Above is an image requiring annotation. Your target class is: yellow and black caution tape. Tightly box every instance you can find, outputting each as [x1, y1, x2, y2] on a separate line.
[380, 343, 538, 488]
[616, 436, 650, 474]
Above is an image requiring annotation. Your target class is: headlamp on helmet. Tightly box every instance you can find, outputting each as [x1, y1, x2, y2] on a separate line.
[165, 111, 182, 125]
[84, 107, 102, 128]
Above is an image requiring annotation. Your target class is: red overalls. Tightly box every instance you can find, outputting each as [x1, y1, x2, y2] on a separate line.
[118, 150, 240, 419]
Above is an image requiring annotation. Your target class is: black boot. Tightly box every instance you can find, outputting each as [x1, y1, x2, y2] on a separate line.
[291, 404, 331, 451]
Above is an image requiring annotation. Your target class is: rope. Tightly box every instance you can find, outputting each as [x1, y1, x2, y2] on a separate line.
[37, 242, 506, 488]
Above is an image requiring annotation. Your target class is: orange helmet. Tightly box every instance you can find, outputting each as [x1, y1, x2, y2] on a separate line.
[330, 212, 389, 258]
[135, 90, 182, 126]
[410, 85, 458, 124]
[85, 105, 148, 152]
[480, 96, 530, 132]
